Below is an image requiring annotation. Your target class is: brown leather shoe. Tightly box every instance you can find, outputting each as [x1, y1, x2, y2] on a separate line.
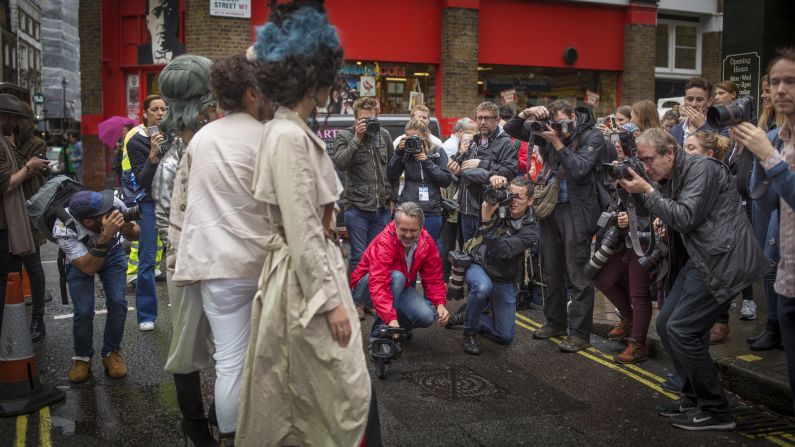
[102, 351, 128, 379]
[68, 360, 92, 383]
[709, 322, 729, 345]
[614, 339, 647, 363]
[607, 318, 633, 341]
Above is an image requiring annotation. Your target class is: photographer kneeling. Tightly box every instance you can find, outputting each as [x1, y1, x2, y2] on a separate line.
[446, 178, 537, 355]
[618, 128, 768, 431]
[351, 202, 450, 344]
[388, 118, 452, 242]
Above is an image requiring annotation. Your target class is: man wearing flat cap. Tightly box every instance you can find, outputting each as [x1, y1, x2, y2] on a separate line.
[53, 189, 140, 383]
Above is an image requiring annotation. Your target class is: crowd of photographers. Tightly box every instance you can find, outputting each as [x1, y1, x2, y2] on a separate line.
[336, 47, 795, 432]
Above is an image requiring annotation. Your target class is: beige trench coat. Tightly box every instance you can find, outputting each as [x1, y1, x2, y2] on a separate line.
[236, 107, 371, 447]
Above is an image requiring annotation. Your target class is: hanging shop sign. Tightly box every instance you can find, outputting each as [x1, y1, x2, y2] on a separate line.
[584, 90, 600, 107]
[500, 88, 517, 105]
[360, 76, 377, 96]
[210, 0, 251, 18]
[126, 73, 140, 121]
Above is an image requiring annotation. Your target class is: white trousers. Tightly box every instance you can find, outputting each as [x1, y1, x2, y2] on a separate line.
[200, 276, 257, 434]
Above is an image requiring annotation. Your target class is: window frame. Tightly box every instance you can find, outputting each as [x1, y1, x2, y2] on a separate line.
[655, 19, 702, 78]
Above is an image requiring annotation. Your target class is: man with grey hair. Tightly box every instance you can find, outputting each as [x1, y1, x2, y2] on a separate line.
[351, 201, 450, 341]
[619, 127, 768, 431]
[443, 117, 477, 158]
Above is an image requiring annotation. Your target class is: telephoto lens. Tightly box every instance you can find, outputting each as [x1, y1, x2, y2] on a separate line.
[446, 251, 473, 301]
[583, 226, 623, 279]
[706, 96, 755, 127]
[122, 205, 141, 222]
[638, 238, 669, 272]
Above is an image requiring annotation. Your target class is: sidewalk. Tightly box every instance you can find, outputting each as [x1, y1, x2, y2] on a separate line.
[590, 287, 793, 415]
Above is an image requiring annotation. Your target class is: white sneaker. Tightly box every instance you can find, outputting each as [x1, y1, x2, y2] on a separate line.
[139, 321, 155, 331]
[740, 300, 757, 321]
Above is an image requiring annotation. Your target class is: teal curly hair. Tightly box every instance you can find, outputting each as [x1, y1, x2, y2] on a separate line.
[157, 54, 215, 136]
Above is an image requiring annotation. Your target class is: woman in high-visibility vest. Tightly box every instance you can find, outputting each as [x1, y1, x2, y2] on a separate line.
[123, 95, 166, 331]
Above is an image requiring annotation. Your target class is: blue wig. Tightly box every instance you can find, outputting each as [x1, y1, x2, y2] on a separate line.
[252, 5, 340, 62]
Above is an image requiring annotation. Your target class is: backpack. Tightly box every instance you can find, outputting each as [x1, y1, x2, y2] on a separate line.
[26, 175, 85, 243]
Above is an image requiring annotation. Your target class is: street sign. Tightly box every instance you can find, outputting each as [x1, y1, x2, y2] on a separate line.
[33, 93, 44, 104]
[210, 0, 251, 18]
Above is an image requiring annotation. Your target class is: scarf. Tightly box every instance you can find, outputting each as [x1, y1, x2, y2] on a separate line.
[2, 136, 35, 255]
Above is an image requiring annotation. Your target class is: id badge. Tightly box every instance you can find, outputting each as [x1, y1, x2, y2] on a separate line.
[418, 186, 430, 202]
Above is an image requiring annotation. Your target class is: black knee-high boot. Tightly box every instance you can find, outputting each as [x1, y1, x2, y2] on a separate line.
[363, 383, 384, 447]
[174, 372, 217, 446]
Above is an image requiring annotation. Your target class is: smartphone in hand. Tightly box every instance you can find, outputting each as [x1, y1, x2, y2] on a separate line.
[148, 126, 160, 137]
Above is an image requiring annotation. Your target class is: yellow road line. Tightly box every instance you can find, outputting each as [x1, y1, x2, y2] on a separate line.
[514, 318, 680, 400]
[15, 414, 27, 447]
[765, 435, 795, 447]
[40, 407, 52, 447]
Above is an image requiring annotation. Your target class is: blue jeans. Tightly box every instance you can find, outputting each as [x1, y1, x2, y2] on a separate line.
[136, 200, 158, 323]
[345, 207, 391, 272]
[459, 214, 480, 245]
[424, 214, 443, 243]
[464, 264, 516, 344]
[66, 244, 128, 358]
[352, 271, 436, 338]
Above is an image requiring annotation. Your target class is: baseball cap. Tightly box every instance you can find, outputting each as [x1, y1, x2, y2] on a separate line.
[69, 190, 115, 220]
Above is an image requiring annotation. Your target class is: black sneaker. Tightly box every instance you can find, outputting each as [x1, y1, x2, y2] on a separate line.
[656, 398, 696, 417]
[463, 333, 481, 356]
[660, 373, 684, 394]
[446, 311, 465, 328]
[670, 410, 736, 431]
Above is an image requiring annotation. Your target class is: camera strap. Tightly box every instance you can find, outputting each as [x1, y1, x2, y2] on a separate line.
[625, 196, 654, 257]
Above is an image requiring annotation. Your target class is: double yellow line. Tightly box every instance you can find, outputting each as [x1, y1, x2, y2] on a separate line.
[514, 312, 795, 447]
[14, 406, 52, 447]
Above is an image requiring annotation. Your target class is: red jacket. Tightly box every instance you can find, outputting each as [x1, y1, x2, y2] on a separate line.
[350, 221, 446, 323]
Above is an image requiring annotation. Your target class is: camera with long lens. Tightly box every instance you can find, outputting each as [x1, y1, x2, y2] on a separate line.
[365, 117, 381, 136]
[369, 325, 409, 379]
[403, 135, 425, 155]
[484, 188, 517, 206]
[603, 156, 647, 182]
[706, 95, 755, 127]
[446, 250, 473, 301]
[583, 218, 624, 279]
[107, 205, 141, 222]
[637, 237, 669, 272]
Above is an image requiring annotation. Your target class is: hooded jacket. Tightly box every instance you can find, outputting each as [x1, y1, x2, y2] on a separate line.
[505, 107, 606, 239]
[455, 127, 518, 217]
[475, 209, 538, 283]
[350, 221, 445, 323]
[644, 149, 769, 303]
[387, 143, 452, 215]
[332, 125, 396, 211]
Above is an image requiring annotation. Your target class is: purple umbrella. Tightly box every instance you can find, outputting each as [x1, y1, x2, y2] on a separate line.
[98, 116, 138, 149]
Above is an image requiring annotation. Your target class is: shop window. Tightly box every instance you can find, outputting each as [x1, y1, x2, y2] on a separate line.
[331, 61, 437, 115]
[655, 19, 701, 76]
[476, 65, 615, 117]
[33, 22, 39, 40]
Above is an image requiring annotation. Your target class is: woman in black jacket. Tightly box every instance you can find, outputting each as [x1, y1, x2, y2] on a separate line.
[388, 118, 451, 243]
[125, 94, 166, 331]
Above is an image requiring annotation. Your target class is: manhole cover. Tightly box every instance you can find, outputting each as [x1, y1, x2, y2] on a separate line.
[400, 367, 505, 401]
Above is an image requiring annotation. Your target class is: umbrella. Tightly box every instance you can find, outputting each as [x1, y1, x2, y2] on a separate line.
[98, 116, 137, 149]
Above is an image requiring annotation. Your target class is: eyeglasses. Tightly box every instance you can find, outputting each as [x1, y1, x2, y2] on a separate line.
[476, 116, 497, 122]
[639, 154, 660, 166]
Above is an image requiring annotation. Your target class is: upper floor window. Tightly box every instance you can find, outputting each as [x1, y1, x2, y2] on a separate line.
[655, 19, 702, 77]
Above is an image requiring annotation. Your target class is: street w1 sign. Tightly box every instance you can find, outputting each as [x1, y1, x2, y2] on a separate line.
[210, 0, 251, 18]
[33, 93, 44, 104]
[722, 52, 760, 113]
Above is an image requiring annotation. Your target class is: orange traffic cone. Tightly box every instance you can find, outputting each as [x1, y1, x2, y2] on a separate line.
[21, 268, 31, 304]
[0, 272, 65, 416]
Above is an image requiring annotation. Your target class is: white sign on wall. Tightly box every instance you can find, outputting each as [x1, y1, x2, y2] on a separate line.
[210, 0, 251, 18]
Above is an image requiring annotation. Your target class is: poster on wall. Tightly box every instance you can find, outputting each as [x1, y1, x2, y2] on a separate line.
[500, 89, 517, 105]
[584, 90, 600, 107]
[409, 91, 424, 110]
[210, 0, 251, 18]
[126, 74, 140, 121]
[138, 0, 185, 64]
[328, 77, 359, 115]
[359, 76, 376, 97]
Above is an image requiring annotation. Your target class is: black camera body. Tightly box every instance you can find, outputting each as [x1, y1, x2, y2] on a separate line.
[365, 117, 381, 136]
[527, 119, 574, 134]
[603, 156, 647, 182]
[638, 237, 669, 272]
[108, 205, 141, 222]
[484, 188, 517, 206]
[404, 135, 425, 155]
[706, 95, 755, 127]
[369, 325, 409, 379]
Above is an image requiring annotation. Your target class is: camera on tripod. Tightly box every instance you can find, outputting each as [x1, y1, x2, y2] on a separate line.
[706, 96, 755, 127]
[404, 135, 425, 155]
[369, 325, 410, 379]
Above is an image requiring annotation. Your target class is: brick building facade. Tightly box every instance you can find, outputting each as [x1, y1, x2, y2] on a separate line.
[79, 0, 724, 190]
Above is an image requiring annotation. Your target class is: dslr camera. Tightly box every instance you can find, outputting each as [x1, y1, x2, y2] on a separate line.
[523, 119, 575, 146]
[483, 187, 517, 206]
[706, 96, 755, 127]
[364, 117, 381, 137]
[107, 205, 141, 222]
[403, 135, 425, 156]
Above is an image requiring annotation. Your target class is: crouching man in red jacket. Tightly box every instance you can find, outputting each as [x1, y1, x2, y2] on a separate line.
[351, 202, 450, 342]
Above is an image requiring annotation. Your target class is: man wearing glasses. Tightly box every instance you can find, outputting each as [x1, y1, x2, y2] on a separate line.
[619, 128, 768, 431]
[448, 102, 517, 243]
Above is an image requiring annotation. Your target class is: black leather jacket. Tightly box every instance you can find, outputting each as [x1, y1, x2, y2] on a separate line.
[333, 126, 396, 211]
[643, 149, 769, 303]
[454, 128, 518, 217]
[475, 209, 538, 283]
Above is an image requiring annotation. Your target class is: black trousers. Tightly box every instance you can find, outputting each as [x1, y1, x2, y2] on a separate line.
[537, 203, 595, 339]
[656, 260, 730, 415]
[0, 230, 23, 334]
[778, 295, 795, 414]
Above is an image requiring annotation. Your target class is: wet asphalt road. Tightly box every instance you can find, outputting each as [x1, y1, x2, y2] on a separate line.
[1, 243, 794, 446]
